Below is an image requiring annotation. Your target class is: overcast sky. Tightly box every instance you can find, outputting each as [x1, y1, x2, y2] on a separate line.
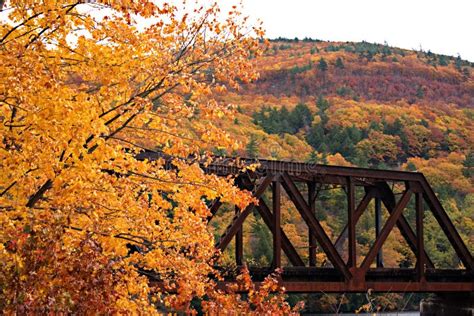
[241, 0, 474, 61]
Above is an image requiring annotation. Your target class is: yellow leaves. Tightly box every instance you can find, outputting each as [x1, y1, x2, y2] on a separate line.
[204, 266, 303, 315]
[404, 153, 472, 194]
[0, 0, 269, 313]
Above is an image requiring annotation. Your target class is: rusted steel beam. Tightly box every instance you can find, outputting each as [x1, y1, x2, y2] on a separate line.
[334, 189, 375, 252]
[137, 151, 423, 182]
[160, 278, 474, 293]
[137, 152, 418, 181]
[235, 205, 243, 266]
[213, 266, 474, 292]
[216, 175, 273, 251]
[377, 182, 435, 269]
[308, 181, 317, 267]
[207, 198, 222, 221]
[419, 174, 474, 271]
[204, 157, 422, 181]
[280, 172, 352, 280]
[416, 192, 425, 281]
[236, 173, 305, 267]
[253, 281, 474, 293]
[256, 199, 305, 267]
[360, 190, 412, 273]
[272, 177, 282, 269]
[375, 197, 384, 268]
[347, 177, 356, 268]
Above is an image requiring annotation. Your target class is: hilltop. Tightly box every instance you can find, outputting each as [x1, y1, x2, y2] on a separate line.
[213, 39, 473, 167]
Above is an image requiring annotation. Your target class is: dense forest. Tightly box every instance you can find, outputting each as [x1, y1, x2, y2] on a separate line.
[209, 39, 473, 312]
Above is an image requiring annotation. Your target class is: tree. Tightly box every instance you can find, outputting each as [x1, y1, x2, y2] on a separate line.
[251, 218, 273, 265]
[0, 1, 297, 313]
[463, 151, 474, 179]
[289, 103, 312, 131]
[355, 131, 401, 166]
[439, 55, 448, 66]
[455, 55, 462, 70]
[416, 85, 425, 98]
[318, 57, 328, 72]
[246, 134, 260, 158]
[335, 57, 345, 69]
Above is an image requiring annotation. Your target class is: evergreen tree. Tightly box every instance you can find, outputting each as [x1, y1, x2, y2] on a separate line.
[246, 134, 259, 158]
[319, 142, 329, 155]
[212, 147, 227, 157]
[416, 85, 425, 98]
[438, 55, 448, 66]
[316, 95, 330, 112]
[307, 151, 320, 164]
[455, 55, 462, 70]
[289, 103, 312, 131]
[318, 57, 328, 72]
[335, 57, 345, 69]
[384, 118, 404, 136]
[463, 151, 474, 178]
[306, 124, 325, 150]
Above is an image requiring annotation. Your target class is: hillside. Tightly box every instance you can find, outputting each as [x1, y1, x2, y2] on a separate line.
[208, 40, 473, 311]
[215, 39, 473, 169]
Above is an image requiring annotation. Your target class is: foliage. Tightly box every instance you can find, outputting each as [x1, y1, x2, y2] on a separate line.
[318, 57, 328, 72]
[252, 103, 312, 135]
[246, 134, 260, 159]
[203, 266, 303, 314]
[0, 0, 303, 313]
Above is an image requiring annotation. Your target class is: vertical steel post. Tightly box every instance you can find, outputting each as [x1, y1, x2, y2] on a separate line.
[273, 177, 282, 269]
[235, 205, 243, 266]
[375, 197, 384, 268]
[308, 181, 317, 266]
[347, 177, 356, 268]
[416, 192, 425, 281]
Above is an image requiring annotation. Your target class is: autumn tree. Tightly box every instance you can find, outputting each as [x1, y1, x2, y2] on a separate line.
[0, 0, 301, 313]
[355, 131, 401, 166]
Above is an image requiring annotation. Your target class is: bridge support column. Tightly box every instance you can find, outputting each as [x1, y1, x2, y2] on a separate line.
[308, 181, 317, 266]
[375, 196, 384, 267]
[272, 178, 281, 269]
[347, 177, 356, 268]
[420, 293, 474, 316]
[235, 205, 243, 266]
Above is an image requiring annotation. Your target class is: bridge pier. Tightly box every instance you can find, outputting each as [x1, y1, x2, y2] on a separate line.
[420, 293, 474, 316]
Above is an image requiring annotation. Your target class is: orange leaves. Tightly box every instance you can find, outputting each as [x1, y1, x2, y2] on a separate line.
[0, 0, 270, 313]
[203, 266, 303, 314]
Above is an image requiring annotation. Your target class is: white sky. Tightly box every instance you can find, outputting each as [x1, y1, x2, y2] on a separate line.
[241, 0, 474, 61]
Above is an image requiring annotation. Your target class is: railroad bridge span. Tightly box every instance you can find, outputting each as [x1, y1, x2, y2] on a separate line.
[138, 152, 474, 295]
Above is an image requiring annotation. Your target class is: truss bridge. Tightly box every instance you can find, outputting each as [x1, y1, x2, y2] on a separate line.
[138, 152, 474, 293]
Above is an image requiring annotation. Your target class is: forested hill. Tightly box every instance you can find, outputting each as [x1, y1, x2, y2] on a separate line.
[246, 39, 473, 107]
[215, 38, 473, 168]
[210, 39, 473, 288]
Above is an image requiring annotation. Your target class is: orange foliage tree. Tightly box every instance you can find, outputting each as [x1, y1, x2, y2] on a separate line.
[0, 0, 298, 313]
